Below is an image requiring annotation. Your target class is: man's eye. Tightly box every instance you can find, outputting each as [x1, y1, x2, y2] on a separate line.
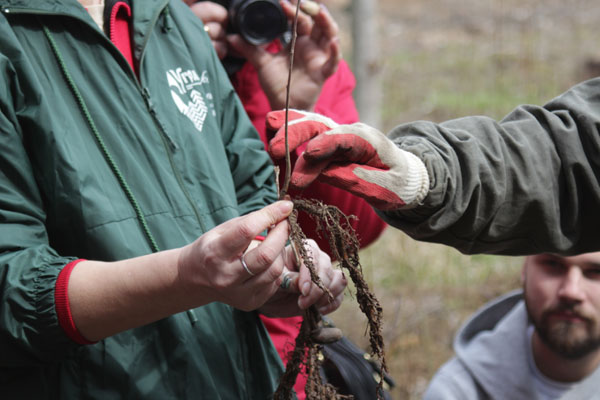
[543, 259, 561, 267]
[541, 259, 564, 271]
[584, 269, 600, 280]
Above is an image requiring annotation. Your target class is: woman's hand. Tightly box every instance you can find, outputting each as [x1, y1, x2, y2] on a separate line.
[259, 239, 347, 318]
[177, 201, 295, 311]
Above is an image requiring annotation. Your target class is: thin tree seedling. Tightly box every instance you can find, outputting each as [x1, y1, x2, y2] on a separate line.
[272, 1, 388, 399]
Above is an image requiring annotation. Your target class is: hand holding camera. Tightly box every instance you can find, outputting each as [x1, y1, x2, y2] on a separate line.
[187, 1, 230, 59]
[232, 0, 340, 110]
[187, 0, 341, 111]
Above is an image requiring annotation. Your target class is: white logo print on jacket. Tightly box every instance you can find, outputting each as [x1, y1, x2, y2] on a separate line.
[166, 68, 214, 132]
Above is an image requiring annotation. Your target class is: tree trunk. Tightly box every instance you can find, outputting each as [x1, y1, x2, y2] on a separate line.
[351, 0, 381, 127]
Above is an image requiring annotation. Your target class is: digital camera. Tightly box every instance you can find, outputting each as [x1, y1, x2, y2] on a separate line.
[212, 0, 289, 45]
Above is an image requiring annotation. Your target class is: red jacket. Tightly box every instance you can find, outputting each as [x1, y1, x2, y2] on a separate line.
[232, 54, 386, 399]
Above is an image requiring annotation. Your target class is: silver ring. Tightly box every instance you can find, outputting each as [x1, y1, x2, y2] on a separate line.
[240, 254, 255, 276]
[280, 271, 292, 289]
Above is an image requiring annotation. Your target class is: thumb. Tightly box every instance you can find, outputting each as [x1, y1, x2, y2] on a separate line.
[217, 200, 294, 256]
[267, 111, 339, 159]
[289, 154, 331, 189]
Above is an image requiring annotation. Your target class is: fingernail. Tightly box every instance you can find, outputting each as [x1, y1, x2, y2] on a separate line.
[280, 200, 293, 213]
[301, 282, 310, 296]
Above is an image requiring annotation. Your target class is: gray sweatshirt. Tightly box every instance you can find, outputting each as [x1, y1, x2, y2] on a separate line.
[380, 78, 600, 256]
[423, 291, 600, 400]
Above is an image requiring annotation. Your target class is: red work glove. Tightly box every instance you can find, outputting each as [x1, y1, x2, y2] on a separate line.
[267, 109, 429, 211]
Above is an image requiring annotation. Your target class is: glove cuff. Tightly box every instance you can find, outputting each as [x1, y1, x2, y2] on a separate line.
[398, 151, 430, 209]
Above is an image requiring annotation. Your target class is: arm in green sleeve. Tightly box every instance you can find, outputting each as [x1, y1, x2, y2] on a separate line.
[382, 78, 600, 255]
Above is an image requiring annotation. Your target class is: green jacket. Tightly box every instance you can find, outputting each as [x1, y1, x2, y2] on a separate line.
[381, 78, 600, 256]
[0, 0, 283, 398]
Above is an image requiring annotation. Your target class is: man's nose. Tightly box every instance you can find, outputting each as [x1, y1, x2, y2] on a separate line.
[557, 267, 585, 302]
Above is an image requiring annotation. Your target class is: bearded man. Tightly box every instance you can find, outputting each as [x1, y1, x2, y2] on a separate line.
[424, 252, 600, 399]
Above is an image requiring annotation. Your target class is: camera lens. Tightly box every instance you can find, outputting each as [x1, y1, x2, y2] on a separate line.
[231, 0, 288, 45]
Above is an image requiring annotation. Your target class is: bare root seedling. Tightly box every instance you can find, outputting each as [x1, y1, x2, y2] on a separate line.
[273, 199, 387, 400]
[272, 2, 388, 399]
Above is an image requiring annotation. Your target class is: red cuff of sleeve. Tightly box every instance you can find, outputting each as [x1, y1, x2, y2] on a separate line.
[54, 259, 96, 345]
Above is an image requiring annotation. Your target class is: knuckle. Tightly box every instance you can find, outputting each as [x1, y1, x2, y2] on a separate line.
[202, 251, 220, 269]
[210, 274, 232, 291]
[255, 248, 277, 267]
[237, 221, 255, 241]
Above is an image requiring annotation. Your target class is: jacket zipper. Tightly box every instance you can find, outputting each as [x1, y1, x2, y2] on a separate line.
[4, 4, 209, 234]
[134, 5, 208, 234]
[141, 87, 208, 233]
[129, 3, 209, 234]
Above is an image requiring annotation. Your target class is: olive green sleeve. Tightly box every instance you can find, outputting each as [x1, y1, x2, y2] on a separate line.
[0, 52, 80, 366]
[381, 78, 600, 255]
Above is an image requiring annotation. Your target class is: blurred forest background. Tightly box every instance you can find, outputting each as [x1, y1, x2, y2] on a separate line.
[320, 0, 600, 398]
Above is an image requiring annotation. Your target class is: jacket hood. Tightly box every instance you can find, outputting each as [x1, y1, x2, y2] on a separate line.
[454, 290, 523, 352]
[453, 290, 537, 398]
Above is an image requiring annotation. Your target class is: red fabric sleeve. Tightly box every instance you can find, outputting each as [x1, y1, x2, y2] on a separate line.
[313, 60, 360, 125]
[54, 259, 96, 345]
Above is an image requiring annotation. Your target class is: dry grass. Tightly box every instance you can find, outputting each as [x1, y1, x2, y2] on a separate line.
[332, 230, 522, 399]
[322, 0, 600, 398]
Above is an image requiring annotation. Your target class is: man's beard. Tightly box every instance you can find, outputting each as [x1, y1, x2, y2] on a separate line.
[526, 301, 600, 360]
